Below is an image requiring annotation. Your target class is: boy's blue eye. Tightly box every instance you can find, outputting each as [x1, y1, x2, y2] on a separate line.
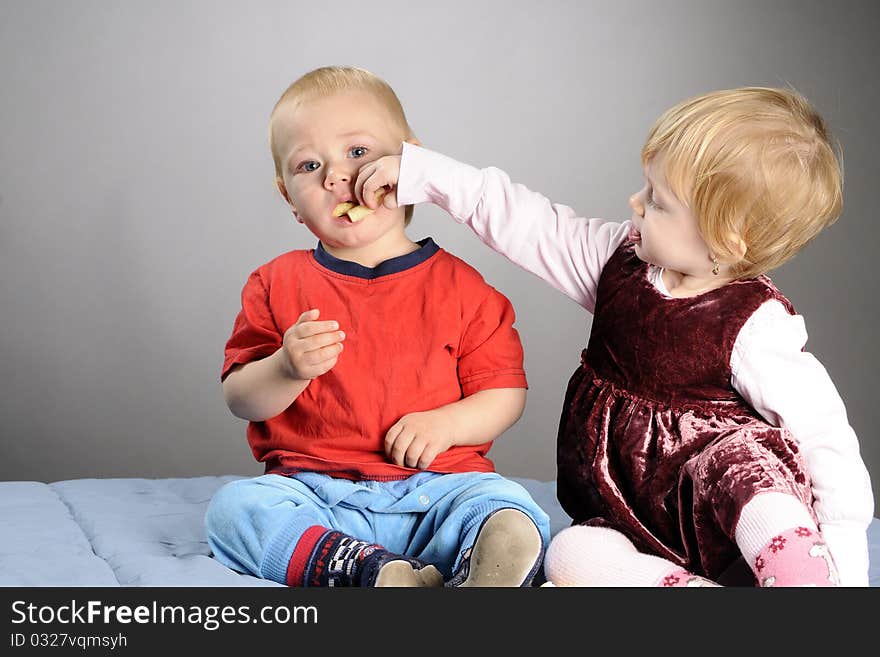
[301, 161, 320, 172]
[349, 146, 368, 158]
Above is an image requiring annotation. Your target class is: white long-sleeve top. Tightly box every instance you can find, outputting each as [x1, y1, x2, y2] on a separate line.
[398, 142, 874, 586]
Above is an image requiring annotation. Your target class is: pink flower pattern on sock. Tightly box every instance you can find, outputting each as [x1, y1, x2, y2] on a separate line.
[660, 569, 719, 587]
[662, 572, 682, 587]
[768, 535, 786, 552]
[754, 527, 839, 587]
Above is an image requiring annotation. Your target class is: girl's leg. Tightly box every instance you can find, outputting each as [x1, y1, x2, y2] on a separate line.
[684, 428, 838, 587]
[544, 525, 719, 587]
[735, 492, 839, 587]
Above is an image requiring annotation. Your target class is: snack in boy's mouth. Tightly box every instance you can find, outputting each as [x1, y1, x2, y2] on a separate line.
[345, 204, 373, 222]
[332, 202, 356, 217]
[332, 189, 387, 222]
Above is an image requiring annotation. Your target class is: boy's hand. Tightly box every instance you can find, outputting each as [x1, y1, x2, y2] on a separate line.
[281, 309, 345, 380]
[384, 409, 455, 470]
[354, 155, 401, 210]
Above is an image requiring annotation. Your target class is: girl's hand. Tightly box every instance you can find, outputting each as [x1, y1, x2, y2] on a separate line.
[355, 155, 401, 210]
[281, 309, 345, 380]
[384, 409, 455, 470]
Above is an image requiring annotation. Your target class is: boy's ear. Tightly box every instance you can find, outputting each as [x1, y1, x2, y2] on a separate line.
[276, 177, 303, 223]
[275, 176, 291, 204]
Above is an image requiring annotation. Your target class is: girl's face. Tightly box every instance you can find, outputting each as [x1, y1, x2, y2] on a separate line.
[627, 158, 714, 278]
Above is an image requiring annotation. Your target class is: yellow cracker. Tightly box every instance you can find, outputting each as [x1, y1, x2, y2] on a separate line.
[333, 190, 387, 222]
[332, 202, 355, 217]
[346, 205, 373, 222]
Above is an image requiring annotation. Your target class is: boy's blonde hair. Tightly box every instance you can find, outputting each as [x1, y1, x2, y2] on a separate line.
[642, 87, 843, 279]
[269, 66, 416, 224]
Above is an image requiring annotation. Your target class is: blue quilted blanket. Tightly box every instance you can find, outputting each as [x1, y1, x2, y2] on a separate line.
[0, 476, 876, 586]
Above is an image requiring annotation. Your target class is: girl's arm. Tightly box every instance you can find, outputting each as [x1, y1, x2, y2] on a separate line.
[731, 300, 874, 586]
[397, 143, 630, 313]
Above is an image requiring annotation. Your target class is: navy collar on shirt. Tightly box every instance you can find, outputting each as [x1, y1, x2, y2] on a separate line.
[313, 238, 439, 280]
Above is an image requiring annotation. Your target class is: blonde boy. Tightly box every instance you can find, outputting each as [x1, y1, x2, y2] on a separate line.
[206, 67, 550, 588]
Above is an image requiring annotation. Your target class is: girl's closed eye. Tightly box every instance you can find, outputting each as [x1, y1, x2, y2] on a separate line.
[646, 191, 662, 210]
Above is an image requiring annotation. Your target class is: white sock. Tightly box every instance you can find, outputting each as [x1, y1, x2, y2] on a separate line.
[544, 525, 705, 587]
[734, 492, 817, 567]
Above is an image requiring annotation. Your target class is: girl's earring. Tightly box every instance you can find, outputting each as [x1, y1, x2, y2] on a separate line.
[711, 255, 720, 276]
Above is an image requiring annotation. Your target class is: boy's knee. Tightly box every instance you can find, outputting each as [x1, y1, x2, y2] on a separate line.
[487, 479, 552, 540]
[205, 478, 258, 534]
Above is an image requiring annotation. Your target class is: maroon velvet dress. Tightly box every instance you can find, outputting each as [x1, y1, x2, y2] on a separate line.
[556, 241, 815, 583]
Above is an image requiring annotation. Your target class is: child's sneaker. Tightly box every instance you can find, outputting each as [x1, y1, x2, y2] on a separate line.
[360, 550, 444, 587]
[445, 508, 544, 587]
[301, 529, 442, 587]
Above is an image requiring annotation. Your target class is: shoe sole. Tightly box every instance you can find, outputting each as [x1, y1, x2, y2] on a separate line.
[457, 509, 543, 587]
[374, 561, 444, 587]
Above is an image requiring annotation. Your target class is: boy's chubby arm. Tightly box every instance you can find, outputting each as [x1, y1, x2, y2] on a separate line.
[223, 309, 345, 421]
[384, 388, 527, 470]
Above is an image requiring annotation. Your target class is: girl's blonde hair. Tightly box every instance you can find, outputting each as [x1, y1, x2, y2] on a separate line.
[269, 66, 416, 224]
[642, 87, 843, 279]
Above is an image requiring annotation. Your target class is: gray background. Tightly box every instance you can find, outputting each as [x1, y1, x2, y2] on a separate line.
[1, 0, 877, 509]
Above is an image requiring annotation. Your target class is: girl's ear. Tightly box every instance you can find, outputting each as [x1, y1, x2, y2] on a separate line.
[729, 233, 748, 262]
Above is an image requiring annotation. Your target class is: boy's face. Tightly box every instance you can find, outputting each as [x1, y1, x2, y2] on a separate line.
[273, 90, 408, 252]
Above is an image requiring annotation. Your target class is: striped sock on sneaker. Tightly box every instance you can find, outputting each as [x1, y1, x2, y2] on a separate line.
[286, 526, 442, 587]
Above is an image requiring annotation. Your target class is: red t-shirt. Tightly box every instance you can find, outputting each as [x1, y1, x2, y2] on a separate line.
[222, 239, 527, 481]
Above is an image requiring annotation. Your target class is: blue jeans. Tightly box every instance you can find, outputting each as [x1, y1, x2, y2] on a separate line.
[205, 471, 551, 584]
